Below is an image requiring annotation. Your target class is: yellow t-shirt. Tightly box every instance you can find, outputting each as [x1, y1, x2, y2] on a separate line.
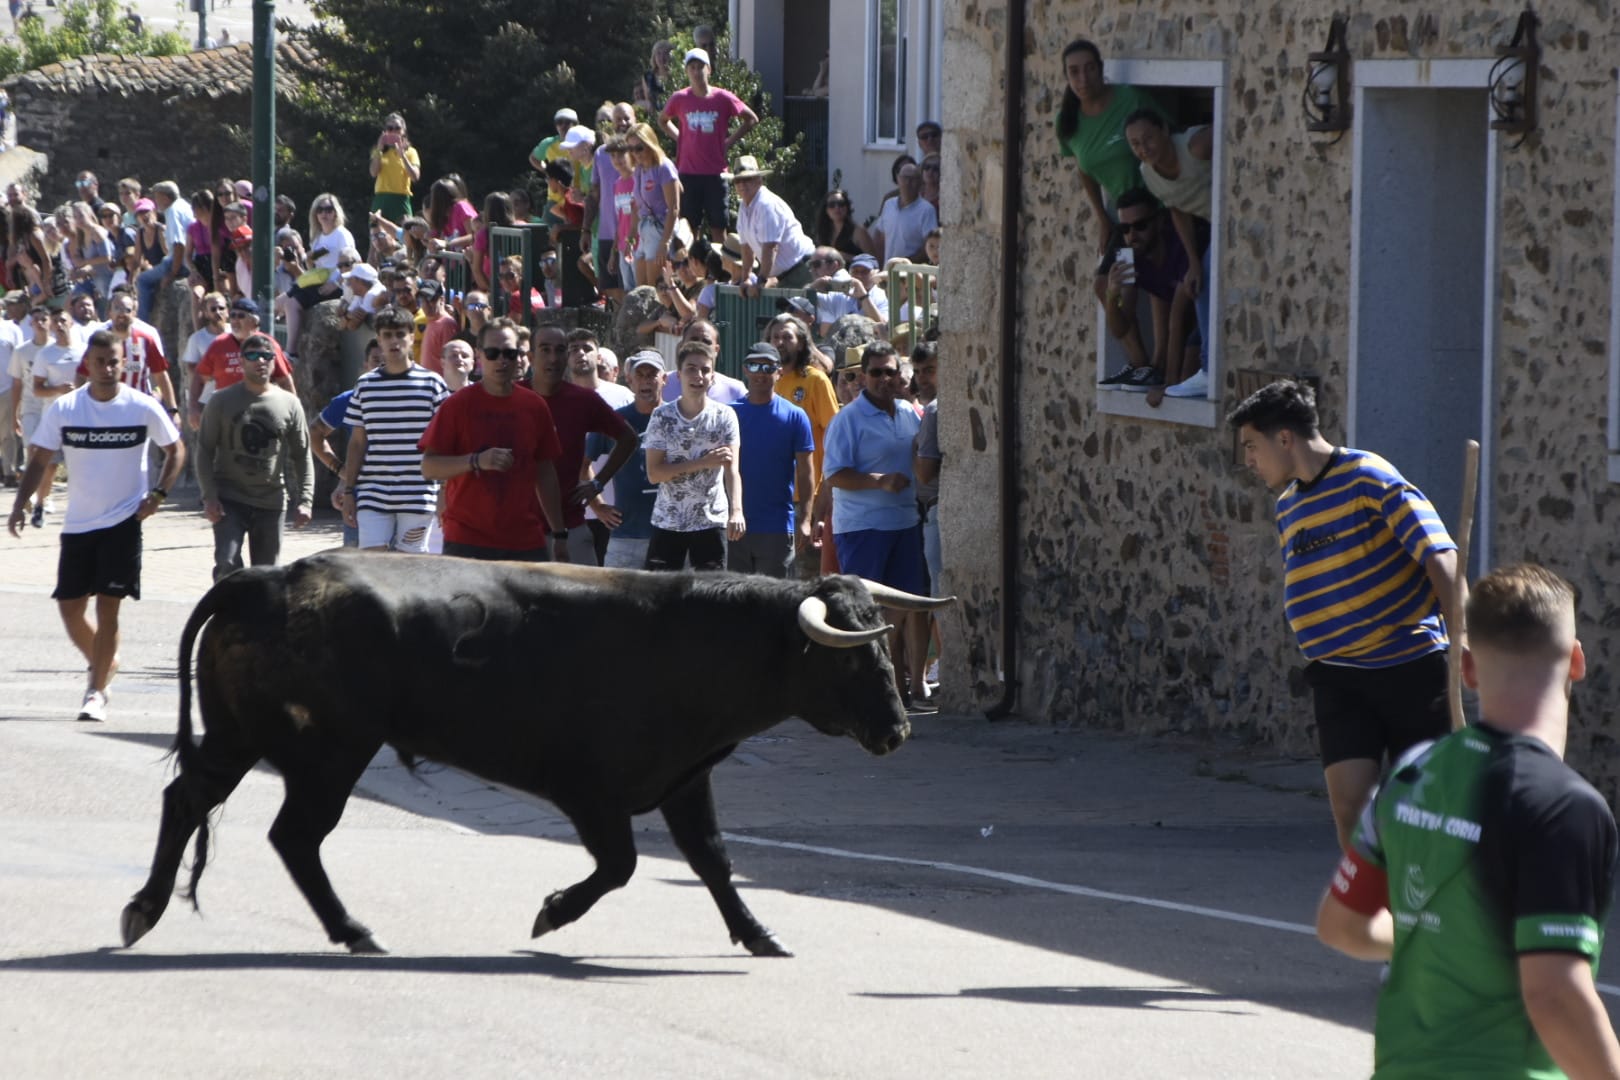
[374, 146, 421, 196]
[412, 307, 428, 363]
[774, 366, 839, 487]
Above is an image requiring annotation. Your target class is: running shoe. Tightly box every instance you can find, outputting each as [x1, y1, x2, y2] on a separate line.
[1118, 366, 1165, 392]
[78, 689, 108, 723]
[30, 501, 44, 528]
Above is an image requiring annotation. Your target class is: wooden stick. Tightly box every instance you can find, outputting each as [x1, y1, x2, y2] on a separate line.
[1448, 439, 1481, 731]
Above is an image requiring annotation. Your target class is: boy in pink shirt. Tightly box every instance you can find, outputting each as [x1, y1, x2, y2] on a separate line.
[659, 48, 758, 244]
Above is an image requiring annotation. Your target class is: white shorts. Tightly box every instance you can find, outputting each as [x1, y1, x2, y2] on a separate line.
[635, 218, 666, 262]
[356, 509, 435, 553]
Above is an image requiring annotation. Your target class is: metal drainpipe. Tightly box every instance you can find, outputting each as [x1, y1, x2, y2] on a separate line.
[985, 0, 1025, 720]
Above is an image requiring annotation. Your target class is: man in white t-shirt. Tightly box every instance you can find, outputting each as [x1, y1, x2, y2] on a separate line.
[871, 162, 938, 264]
[0, 289, 25, 484]
[182, 291, 229, 411]
[22, 307, 84, 527]
[341, 263, 388, 330]
[7, 330, 185, 722]
[641, 338, 742, 571]
[729, 155, 816, 290]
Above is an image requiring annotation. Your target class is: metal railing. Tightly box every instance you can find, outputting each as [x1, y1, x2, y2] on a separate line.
[710, 284, 817, 379]
[489, 224, 550, 328]
[885, 261, 938, 342]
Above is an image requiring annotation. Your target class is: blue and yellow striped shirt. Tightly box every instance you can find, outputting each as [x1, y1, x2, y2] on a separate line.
[1275, 448, 1455, 668]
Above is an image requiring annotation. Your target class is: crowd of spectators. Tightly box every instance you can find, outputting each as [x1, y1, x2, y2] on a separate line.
[1, 26, 951, 708]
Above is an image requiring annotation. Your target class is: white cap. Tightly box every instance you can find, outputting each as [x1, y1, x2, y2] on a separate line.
[561, 124, 596, 151]
[628, 349, 665, 372]
[683, 47, 711, 67]
[554, 107, 579, 123]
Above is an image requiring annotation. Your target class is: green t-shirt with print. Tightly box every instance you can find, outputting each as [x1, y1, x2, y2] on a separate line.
[1055, 83, 1164, 206]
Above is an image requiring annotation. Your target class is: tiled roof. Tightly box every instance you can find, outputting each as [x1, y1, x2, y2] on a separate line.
[1, 38, 318, 101]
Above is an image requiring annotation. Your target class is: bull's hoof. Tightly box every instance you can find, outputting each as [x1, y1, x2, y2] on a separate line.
[531, 907, 556, 939]
[346, 933, 388, 955]
[119, 901, 153, 948]
[740, 931, 794, 958]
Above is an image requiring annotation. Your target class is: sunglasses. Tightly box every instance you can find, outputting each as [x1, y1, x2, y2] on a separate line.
[838, 370, 859, 381]
[464, 301, 488, 311]
[866, 367, 902, 379]
[1120, 218, 1155, 234]
[384, 125, 402, 132]
[241, 350, 276, 362]
[75, 179, 93, 187]
[482, 346, 521, 362]
[825, 200, 849, 209]
[743, 360, 778, 373]
[317, 206, 336, 213]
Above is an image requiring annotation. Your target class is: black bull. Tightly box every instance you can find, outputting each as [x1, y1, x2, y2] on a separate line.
[120, 553, 952, 956]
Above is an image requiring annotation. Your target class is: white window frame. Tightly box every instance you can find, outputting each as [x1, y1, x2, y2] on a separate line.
[865, 0, 908, 148]
[1094, 59, 1227, 428]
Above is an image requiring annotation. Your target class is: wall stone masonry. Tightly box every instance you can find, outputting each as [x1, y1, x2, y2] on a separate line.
[940, 2, 1620, 799]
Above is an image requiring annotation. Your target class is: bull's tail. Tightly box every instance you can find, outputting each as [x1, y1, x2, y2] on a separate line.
[173, 567, 284, 909]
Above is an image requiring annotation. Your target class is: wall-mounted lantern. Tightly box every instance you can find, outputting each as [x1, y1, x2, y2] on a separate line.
[1304, 15, 1352, 135]
[1489, 8, 1540, 139]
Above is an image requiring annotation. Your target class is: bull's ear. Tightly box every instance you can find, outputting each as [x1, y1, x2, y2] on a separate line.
[798, 595, 890, 648]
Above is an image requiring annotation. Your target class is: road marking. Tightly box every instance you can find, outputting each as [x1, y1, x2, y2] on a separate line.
[723, 833, 1620, 998]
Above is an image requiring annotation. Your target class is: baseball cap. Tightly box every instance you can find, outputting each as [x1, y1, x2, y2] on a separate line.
[745, 342, 781, 366]
[229, 297, 260, 316]
[780, 295, 816, 321]
[561, 124, 596, 151]
[684, 47, 710, 67]
[229, 225, 253, 251]
[133, 198, 156, 213]
[347, 262, 379, 284]
[627, 349, 665, 372]
[850, 254, 879, 271]
[417, 278, 444, 301]
[554, 107, 579, 124]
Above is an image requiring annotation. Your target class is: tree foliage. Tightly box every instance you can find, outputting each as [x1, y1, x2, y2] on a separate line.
[279, 0, 728, 218]
[0, 0, 187, 81]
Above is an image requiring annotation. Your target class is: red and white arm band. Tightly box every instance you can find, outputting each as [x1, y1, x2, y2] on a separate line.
[1329, 848, 1389, 916]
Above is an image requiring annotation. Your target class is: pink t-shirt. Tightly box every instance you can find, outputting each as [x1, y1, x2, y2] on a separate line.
[435, 199, 478, 241]
[662, 87, 746, 176]
[614, 176, 635, 257]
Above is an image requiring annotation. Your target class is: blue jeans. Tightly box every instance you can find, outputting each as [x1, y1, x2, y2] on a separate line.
[136, 256, 172, 321]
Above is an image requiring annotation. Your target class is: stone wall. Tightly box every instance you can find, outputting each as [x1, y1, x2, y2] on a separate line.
[939, 3, 1620, 797]
[7, 87, 250, 208]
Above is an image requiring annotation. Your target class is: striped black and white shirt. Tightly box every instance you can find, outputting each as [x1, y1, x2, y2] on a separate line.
[345, 364, 449, 514]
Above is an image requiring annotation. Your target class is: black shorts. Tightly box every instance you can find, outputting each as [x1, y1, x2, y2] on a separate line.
[54, 514, 142, 601]
[680, 174, 730, 234]
[1306, 650, 1449, 767]
[644, 526, 727, 572]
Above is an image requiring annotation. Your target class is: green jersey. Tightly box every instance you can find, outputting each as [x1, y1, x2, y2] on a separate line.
[1055, 83, 1164, 207]
[1349, 725, 1617, 1079]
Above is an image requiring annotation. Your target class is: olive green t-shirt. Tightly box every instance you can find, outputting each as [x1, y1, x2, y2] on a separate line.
[197, 382, 314, 511]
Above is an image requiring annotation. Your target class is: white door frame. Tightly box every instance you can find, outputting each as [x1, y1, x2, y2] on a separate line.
[1347, 59, 1498, 572]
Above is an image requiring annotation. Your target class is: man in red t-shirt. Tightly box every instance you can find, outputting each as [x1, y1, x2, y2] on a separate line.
[659, 47, 758, 244]
[528, 322, 639, 565]
[420, 318, 570, 562]
[186, 297, 293, 432]
[75, 292, 178, 418]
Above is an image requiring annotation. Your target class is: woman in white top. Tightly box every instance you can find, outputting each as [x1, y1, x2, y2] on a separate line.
[276, 193, 356, 362]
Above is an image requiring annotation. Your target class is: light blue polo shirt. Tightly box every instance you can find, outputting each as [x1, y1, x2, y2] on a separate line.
[822, 390, 922, 534]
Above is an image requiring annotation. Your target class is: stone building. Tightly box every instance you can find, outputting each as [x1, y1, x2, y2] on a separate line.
[1, 40, 316, 207]
[937, 4, 1620, 795]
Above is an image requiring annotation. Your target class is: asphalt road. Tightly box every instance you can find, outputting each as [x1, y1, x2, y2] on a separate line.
[2, 509, 1616, 1078]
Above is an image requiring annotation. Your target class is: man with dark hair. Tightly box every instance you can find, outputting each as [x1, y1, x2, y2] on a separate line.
[7, 332, 185, 722]
[1317, 563, 1620, 1079]
[591, 349, 665, 570]
[728, 341, 812, 578]
[529, 322, 639, 564]
[340, 305, 449, 553]
[1098, 187, 1196, 394]
[418, 318, 570, 562]
[1230, 379, 1462, 853]
[823, 339, 930, 705]
[196, 332, 313, 580]
[643, 338, 742, 571]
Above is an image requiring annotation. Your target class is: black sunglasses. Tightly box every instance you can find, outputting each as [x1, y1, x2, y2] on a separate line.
[482, 346, 521, 362]
[866, 367, 902, 379]
[1120, 217, 1155, 234]
[743, 360, 778, 373]
[825, 199, 849, 208]
[838, 370, 859, 381]
[810, 256, 838, 267]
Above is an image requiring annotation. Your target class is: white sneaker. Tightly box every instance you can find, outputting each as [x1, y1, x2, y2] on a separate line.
[925, 659, 940, 687]
[77, 689, 108, 723]
[1163, 368, 1211, 398]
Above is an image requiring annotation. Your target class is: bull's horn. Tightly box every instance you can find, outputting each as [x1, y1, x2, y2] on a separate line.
[798, 596, 891, 648]
[858, 579, 958, 612]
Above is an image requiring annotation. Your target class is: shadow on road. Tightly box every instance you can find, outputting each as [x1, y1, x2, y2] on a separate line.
[0, 946, 748, 981]
[861, 984, 1255, 1014]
